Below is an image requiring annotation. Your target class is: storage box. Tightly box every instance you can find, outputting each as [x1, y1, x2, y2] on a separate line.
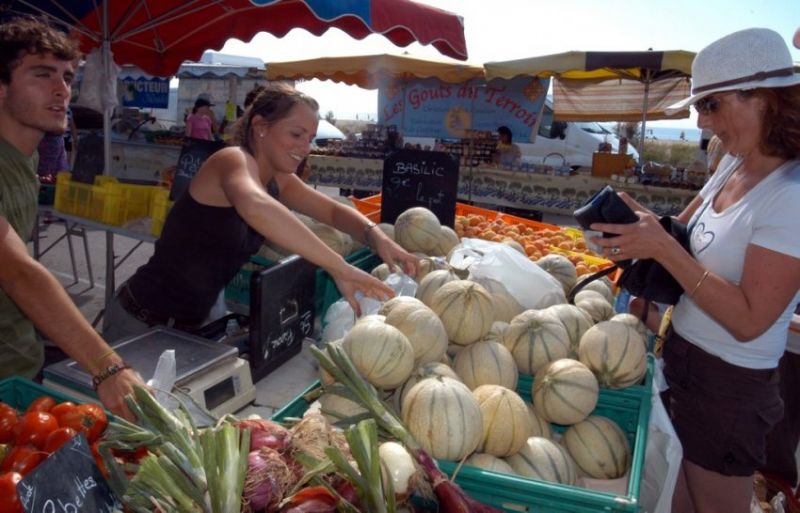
[272, 357, 654, 513]
[0, 377, 84, 410]
[149, 187, 173, 237]
[591, 153, 631, 178]
[54, 172, 162, 226]
[38, 184, 56, 205]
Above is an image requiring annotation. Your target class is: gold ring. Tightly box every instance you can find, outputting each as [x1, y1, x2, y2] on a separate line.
[611, 246, 621, 255]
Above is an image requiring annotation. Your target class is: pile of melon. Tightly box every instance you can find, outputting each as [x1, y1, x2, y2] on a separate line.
[313, 205, 652, 493]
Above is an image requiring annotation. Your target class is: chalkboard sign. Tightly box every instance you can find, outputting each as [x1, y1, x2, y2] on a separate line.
[71, 133, 104, 184]
[17, 433, 122, 513]
[169, 137, 226, 200]
[381, 149, 459, 227]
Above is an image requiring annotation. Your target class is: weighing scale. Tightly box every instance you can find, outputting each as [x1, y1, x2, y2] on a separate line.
[43, 327, 256, 418]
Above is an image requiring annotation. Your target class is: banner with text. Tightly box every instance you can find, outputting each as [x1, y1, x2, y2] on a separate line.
[378, 76, 550, 142]
[119, 77, 170, 108]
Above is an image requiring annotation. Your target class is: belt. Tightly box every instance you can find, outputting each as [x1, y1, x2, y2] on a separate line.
[117, 282, 204, 332]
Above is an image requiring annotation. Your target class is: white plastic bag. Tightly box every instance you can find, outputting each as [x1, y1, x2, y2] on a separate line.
[639, 363, 683, 513]
[74, 48, 120, 112]
[321, 272, 417, 342]
[147, 349, 217, 426]
[448, 238, 565, 310]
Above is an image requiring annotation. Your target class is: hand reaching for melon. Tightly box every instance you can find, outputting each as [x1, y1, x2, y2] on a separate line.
[329, 262, 396, 316]
[367, 228, 420, 277]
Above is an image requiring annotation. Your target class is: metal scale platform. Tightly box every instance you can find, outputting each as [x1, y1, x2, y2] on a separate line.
[43, 327, 256, 417]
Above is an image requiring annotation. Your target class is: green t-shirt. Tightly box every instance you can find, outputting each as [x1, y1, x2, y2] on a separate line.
[0, 136, 42, 379]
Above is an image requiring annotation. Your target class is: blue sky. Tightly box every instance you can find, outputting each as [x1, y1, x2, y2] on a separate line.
[220, 0, 800, 128]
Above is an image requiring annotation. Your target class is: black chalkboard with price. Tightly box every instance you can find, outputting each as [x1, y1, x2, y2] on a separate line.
[169, 137, 226, 200]
[17, 433, 122, 513]
[71, 133, 104, 184]
[381, 149, 459, 227]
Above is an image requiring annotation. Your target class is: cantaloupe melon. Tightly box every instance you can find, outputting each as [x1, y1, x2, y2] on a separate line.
[416, 269, 460, 307]
[391, 361, 460, 413]
[505, 436, 577, 485]
[394, 207, 442, 253]
[471, 277, 524, 323]
[378, 296, 426, 316]
[536, 254, 578, 295]
[532, 358, 599, 425]
[610, 313, 648, 341]
[342, 318, 415, 389]
[562, 415, 631, 479]
[401, 376, 483, 461]
[575, 290, 615, 323]
[453, 340, 518, 390]
[371, 262, 391, 280]
[573, 279, 614, 305]
[543, 304, 594, 357]
[465, 453, 514, 474]
[384, 302, 448, 365]
[578, 321, 647, 388]
[472, 385, 533, 457]
[527, 404, 553, 440]
[501, 310, 571, 375]
[430, 225, 460, 257]
[318, 384, 368, 425]
[429, 280, 494, 346]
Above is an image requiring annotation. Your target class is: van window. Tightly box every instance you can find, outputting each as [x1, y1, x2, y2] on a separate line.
[575, 122, 612, 135]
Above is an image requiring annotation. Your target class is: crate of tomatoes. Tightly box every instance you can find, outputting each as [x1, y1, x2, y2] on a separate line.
[0, 377, 110, 513]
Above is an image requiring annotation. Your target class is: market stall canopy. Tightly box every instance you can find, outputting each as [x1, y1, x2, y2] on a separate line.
[484, 50, 695, 122]
[267, 53, 485, 89]
[7, 0, 469, 76]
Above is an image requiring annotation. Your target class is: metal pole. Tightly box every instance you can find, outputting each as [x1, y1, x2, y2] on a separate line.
[102, 1, 112, 176]
[638, 71, 651, 166]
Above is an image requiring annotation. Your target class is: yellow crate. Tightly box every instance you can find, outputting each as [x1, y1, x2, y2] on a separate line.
[54, 172, 161, 226]
[150, 187, 174, 237]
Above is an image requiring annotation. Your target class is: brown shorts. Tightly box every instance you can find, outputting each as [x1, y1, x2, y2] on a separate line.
[662, 329, 784, 476]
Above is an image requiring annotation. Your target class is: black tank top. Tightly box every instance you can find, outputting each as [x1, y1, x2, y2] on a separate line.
[128, 181, 278, 322]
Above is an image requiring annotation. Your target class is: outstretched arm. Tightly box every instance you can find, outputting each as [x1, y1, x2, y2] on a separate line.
[0, 218, 143, 420]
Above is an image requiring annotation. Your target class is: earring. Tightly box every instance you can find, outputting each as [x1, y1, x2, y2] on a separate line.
[259, 132, 264, 138]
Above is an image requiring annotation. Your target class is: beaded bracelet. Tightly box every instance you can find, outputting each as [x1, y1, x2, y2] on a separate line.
[92, 362, 132, 390]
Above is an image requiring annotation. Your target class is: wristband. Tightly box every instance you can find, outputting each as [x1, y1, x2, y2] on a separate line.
[92, 362, 131, 390]
[91, 348, 117, 367]
[688, 270, 710, 298]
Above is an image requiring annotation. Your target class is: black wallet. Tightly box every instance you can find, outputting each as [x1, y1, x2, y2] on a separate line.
[573, 186, 639, 267]
[573, 185, 639, 234]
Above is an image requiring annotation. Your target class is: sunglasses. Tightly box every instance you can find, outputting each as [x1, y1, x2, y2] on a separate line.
[694, 95, 722, 115]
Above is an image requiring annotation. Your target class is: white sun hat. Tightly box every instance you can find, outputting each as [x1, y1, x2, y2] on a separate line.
[666, 28, 800, 114]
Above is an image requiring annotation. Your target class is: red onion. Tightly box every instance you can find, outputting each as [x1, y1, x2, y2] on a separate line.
[236, 418, 291, 453]
[243, 447, 295, 512]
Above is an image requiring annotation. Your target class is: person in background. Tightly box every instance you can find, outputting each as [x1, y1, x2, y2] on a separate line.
[185, 95, 217, 141]
[706, 134, 725, 175]
[63, 106, 77, 167]
[103, 83, 419, 341]
[0, 16, 143, 420]
[36, 131, 68, 179]
[592, 28, 800, 513]
[493, 125, 521, 168]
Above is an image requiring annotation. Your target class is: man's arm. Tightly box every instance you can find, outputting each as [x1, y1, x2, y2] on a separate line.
[0, 217, 143, 419]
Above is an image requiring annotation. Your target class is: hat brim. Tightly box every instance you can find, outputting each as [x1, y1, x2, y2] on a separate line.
[666, 73, 800, 115]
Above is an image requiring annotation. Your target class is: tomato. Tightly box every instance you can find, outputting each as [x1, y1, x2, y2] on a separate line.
[56, 403, 108, 443]
[25, 396, 56, 413]
[12, 411, 58, 449]
[0, 445, 46, 476]
[0, 471, 24, 513]
[0, 404, 18, 444]
[43, 426, 78, 454]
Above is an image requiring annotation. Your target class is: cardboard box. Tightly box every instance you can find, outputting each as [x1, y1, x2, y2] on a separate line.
[592, 152, 630, 178]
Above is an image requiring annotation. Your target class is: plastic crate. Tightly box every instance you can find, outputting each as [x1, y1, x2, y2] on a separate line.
[0, 376, 85, 410]
[54, 172, 161, 226]
[149, 187, 174, 237]
[225, 248, 382, 313]
[272, 357, 654, 513]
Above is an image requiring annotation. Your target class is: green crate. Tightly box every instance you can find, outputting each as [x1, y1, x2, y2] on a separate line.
[272, 357, 654, 513]
[225, 247, 382, 312]
[0, 377, 85, 410]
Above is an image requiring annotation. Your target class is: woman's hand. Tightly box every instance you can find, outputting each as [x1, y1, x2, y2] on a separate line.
[329, 263, 396, 316]
[589, 209, 672, 263]
[96, 368, 147, 422]
[367, 228, 421, 277]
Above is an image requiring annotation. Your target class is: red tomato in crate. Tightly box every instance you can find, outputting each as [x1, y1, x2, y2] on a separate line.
[25, 396, 56, 413]
[0, 404, 18, 444]
[0, 471, 24, 513]
[56, 403, 108, 443]
[43, 427, 78, 454]
[12, 411, 58, 449]
[50, 401, 77, 425]
[1, 445, 45, 476]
